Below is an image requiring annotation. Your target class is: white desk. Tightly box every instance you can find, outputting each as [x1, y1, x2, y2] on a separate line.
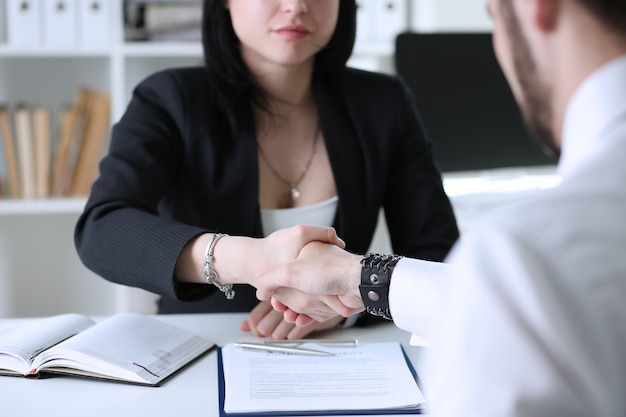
[1, 313, 425, 417]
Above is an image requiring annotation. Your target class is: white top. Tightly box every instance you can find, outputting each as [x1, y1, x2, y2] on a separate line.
[390, 55, 626, 416]
[260, 196, 338, 236]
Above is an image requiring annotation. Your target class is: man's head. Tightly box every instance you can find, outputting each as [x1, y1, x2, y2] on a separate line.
[487, 0, 626, 159]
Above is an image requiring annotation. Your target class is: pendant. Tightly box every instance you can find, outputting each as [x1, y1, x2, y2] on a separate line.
[290, 183, 301, 201]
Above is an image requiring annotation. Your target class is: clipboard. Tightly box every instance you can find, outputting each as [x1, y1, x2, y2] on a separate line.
[216, 344, 425, 416]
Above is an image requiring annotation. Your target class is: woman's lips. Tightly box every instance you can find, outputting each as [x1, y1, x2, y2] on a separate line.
[275, 25, 311, 40]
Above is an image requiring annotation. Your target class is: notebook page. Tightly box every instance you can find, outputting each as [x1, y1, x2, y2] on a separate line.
[0, 314, 94, 372]
[33, 313, 213, 384]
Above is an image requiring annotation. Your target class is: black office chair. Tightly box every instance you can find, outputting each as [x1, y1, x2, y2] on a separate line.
[394, 32, 554, 172]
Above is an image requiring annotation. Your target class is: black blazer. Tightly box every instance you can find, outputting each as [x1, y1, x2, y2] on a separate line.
[74, 66, 459, 314]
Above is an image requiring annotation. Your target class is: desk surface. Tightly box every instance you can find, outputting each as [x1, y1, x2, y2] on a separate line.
[1, 313, 425, 417]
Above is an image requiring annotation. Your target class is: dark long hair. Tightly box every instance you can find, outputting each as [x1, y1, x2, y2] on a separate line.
[201, 0, 357, 134]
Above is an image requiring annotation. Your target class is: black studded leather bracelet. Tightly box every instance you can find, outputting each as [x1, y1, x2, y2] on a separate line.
[359, 253, 403, 320]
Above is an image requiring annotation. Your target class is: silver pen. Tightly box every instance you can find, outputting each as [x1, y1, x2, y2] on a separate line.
[264, 339, 357, 347]
[233, 342, 335, 356]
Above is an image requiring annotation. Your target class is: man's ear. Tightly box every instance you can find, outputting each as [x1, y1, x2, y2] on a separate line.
[533, 0, 561, 31]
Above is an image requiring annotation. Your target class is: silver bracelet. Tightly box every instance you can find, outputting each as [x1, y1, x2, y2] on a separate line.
[203, 233, 235, 299]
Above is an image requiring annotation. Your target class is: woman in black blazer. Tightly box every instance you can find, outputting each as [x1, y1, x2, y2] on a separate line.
[74, 0, 459, 339]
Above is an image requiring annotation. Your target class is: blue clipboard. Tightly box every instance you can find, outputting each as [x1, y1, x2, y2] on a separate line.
[216, 345, 425, 416]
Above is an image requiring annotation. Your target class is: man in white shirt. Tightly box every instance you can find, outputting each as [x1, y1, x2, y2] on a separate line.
[253, 0, 626, 415]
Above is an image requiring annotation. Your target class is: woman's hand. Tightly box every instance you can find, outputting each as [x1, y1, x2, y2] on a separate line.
[219, 225, 346, 285]
[175, 224, 345, 285]
[240, 300, 345, 340]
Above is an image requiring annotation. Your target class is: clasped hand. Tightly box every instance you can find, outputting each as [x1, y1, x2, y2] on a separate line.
[251, 226, 365, 328]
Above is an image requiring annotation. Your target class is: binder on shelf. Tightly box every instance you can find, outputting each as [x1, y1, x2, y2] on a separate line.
[0, 0, 6, 44]
[410, 0, 436, 32]
[43, 0, 78, 46]
[374, 0, 408, 45]
[6, 0, 42, 46]
[14, 106, 36, 199]
[78, 0, 111, 46]
[51, 88, 90, 197]
[130, 0, 202, 42]
[69, 89, 111, 197]
[0, 125, 4, 196]
[355, 0, 373, 45]
[0, 107, 21, 198]
[0, 110, 7, 198]
[33, 106, 52, 198]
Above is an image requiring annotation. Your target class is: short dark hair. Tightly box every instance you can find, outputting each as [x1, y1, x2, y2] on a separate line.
[201, 0, 357, 133]
[575, 0, 626, 34]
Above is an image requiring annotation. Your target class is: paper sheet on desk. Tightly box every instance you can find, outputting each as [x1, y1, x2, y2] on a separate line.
[409, 333, 430, 346]
[221, 342, 425, 414]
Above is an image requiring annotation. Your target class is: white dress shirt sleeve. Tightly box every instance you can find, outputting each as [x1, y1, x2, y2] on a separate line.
[389, 257, 452, 345]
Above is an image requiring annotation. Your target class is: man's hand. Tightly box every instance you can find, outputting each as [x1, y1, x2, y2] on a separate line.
[255, 241, 364, 322]
[240, 300, 346, 339]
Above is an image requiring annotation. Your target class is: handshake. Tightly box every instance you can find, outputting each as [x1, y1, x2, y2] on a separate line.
[182, 223, 444, 339]
[250, 224, 367, 328]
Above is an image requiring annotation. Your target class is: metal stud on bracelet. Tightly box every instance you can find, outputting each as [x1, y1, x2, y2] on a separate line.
[203, 233, 235, 299]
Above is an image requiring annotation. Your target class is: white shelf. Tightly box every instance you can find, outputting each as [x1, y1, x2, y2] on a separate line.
[121, 42, 203, 57]
[0, 46, 111, 57]
[0, 198, 86, 215]
[121, 40, 393, 58]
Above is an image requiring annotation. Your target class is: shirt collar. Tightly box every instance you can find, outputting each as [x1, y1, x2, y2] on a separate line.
[560, 55, 626, 177]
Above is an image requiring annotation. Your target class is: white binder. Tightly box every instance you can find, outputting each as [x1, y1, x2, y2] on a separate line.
[6, 0, 42, 46]
[43, 0, 78, 46]
[77, 0, 111, 46]
[373, 0, 408, 44]
[355, 0, 373, 45]
[0, 0, 6, 43]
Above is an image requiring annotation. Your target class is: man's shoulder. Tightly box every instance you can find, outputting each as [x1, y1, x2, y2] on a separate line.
[461, 175, 626, 283]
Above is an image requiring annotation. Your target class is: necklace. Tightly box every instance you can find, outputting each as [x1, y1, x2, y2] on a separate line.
[258, 125, 320, 202]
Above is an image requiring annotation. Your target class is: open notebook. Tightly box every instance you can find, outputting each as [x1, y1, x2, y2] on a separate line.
[0, 313, 214, 386]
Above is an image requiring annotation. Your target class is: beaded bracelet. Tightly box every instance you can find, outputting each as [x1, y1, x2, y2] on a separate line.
[203, 233, 235, 299]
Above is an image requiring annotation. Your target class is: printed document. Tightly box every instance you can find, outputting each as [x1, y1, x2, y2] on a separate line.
[221, 341, 425, 413]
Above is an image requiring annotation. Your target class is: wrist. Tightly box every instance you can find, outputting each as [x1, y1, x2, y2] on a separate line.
[348, 255, 364, 301]
[177, 234, 257, 286]
[211, 235, 258, 284]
